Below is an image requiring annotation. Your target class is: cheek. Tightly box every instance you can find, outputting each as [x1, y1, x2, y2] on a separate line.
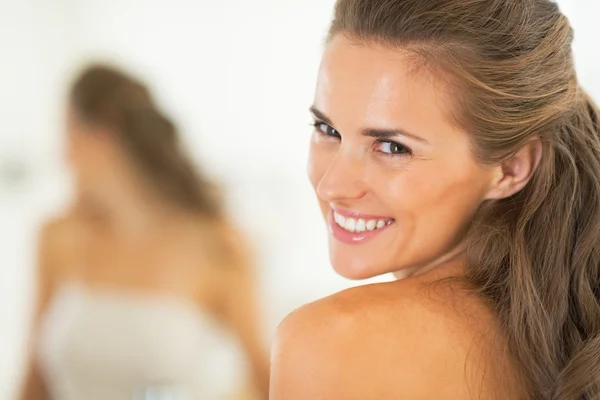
[70, 136, 90, 161]
[65, 139, 75, 163]
[391, 163, 489, 232]
[66, 136, 83, 167]
[373, 158, 487, 230]
[67, 135, 103, 177]
[65, 127, 77, 156]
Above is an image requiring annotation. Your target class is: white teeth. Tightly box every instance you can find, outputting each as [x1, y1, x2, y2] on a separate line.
[356, 219, 366, 233]
[366, 220, 377, 231]
[334, 211, 393, 233]
[344, 218, 357, 232]
[334, 212, 345, 226]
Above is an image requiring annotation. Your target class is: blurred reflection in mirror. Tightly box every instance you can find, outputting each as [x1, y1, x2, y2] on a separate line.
[18, 65, 269, 400]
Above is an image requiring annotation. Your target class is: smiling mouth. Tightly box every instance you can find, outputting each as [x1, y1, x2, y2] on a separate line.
[332, 210, 394, 233]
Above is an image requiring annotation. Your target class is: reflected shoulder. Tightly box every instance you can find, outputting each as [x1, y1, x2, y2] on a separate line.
[39, 214, 72, 253]
[38, 211, 84, 278]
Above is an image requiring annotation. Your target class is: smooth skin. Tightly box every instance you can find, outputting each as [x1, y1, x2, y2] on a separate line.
[19, 111, 270, 400]
[270, 35, 541, 399]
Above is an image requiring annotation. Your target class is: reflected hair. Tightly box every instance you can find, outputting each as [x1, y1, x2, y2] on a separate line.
[70, 64, 222, 216]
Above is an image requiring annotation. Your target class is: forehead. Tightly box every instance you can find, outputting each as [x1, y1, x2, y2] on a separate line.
[315, 35, 464, 145]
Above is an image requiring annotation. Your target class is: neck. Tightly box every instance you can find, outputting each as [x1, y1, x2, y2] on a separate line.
[393, 240, 467, 280]
[75, 175, 182, 237]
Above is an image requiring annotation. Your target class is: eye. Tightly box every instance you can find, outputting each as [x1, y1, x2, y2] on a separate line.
[312, 121, 341, 139]
[375, 140, 412, 156]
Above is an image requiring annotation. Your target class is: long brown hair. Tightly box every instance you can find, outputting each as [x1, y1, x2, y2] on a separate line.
[70, 64, 221, 216]
[329, 0, 600, 398]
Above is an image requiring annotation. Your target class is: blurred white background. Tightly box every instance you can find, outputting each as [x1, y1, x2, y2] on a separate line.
[0, 0, 598, 397]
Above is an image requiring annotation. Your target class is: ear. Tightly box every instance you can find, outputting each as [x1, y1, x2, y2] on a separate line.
[484, 137, 543, 200]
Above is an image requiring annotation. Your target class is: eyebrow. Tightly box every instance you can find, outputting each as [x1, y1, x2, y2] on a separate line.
[309, 106, 429, 145]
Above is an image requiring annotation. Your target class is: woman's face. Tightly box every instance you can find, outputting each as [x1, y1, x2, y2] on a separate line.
[65, 106, 121, 189]
[308, 35, 497, 279]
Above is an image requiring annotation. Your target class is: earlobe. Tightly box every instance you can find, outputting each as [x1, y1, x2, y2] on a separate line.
[484, 137, 543, 200]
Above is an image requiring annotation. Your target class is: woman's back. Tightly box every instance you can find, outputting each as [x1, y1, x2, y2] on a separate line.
[42, 209, 226, 307]
[35, 212, 248, 400]
[38, 281, 241, 400]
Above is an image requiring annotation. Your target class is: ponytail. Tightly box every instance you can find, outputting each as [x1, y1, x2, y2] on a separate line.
[467, 87, 600, 399]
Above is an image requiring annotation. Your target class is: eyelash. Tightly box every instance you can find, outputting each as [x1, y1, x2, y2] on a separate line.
[310, 121, 413, 158]
[311, 121, 340, 139]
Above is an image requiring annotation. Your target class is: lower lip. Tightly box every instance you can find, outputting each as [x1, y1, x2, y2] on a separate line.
[329, 212, 394, 245]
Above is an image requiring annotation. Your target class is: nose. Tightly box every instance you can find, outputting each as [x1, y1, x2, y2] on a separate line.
[316, 144, 368, 202]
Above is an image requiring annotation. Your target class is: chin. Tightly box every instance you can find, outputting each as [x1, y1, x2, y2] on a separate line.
[329, 253, 387, 280]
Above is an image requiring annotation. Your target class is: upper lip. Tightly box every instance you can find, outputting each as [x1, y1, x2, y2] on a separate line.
[332, 207, 394, 221]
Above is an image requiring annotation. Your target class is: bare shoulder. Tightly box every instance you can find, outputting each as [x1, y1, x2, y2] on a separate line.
[39, 211, 81, 249]
[270, 278, 522, 400]
[40, 213, 75, 241]
[37, 211, 84, 278]
[28, 211, 85, 321]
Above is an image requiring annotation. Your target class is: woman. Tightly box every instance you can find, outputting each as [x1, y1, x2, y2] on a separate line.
[20, 65, 269, 400]
[271, 0, 600, 399]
